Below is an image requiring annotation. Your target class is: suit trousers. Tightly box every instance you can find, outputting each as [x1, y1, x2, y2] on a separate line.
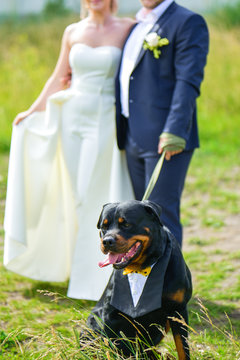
[125, 132, 193, 247]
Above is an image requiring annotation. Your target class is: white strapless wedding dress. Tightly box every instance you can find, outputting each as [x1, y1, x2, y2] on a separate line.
[4, 44, 133, 300]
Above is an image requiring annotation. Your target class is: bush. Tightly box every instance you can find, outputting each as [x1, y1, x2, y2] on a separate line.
[212, 0, 240, 27]
[43, 0, 70, 17]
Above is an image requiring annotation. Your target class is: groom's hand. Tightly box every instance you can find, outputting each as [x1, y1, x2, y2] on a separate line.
[158, 132, 186, 160]
[158, 139, 183, 160]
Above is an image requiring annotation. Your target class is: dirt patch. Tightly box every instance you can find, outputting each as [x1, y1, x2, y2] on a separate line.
[183, 214, 240, 253]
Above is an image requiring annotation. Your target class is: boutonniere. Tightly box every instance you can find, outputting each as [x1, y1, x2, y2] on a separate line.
[143, 32, 169, 59]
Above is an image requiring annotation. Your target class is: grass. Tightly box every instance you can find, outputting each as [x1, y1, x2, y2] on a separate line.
[0, 12, 240, 359]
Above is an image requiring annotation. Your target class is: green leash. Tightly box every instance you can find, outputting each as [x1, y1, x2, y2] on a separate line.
[141, 133, 186, 200]
[142, 150, 166, 201]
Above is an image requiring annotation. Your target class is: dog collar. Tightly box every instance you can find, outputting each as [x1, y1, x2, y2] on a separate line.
[123, 266, 152, 276]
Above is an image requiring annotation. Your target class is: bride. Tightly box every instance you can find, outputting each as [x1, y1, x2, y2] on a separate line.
[4, 0, 134, 300]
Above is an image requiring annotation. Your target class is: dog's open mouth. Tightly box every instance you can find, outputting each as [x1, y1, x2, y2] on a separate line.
[98, 241, 142, 269]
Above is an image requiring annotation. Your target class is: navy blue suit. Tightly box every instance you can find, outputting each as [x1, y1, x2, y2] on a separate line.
[115, 2, 209, 246]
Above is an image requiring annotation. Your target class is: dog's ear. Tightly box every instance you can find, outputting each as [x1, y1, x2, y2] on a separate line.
[97, 202, 120, 229]
[142, 200, 163, 226]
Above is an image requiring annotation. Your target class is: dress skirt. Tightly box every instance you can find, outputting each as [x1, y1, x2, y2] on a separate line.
[4, 88, 133, 300]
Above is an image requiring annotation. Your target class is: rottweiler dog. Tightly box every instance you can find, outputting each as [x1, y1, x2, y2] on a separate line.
[86, 200, 192, 360]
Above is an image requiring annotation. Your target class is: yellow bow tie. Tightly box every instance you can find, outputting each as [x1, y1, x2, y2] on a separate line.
[123, 266, 152, 277]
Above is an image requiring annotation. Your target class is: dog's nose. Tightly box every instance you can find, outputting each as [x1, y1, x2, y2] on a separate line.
[102, 236, 116, 248]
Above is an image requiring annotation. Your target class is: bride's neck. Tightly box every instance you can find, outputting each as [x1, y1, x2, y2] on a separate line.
[88, 10, 112, 26]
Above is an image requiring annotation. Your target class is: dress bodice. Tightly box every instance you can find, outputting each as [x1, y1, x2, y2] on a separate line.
[69, 44, 121, 93]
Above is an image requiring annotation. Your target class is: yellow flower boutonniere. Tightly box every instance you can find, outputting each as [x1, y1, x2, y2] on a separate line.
[143, 32, 169, 59]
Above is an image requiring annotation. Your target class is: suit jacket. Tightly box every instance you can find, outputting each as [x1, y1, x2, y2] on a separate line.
[115, 2, 209, 152]
[87, 230, 192, 324]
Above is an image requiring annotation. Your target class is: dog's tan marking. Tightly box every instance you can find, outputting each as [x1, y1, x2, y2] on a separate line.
[101, 233, 151, 272]
[170, 289, 185, 303]
[118, 217, 124, 223]
[103, 219, 108, 225]
[123, 235, 151, 271]
[112, 234, 130, 250]
[130, 235, 151, 261]
[144, 227, 150, 233]
[110, 234, 149, 254]
[173, 334, 187, 360]
[100, 243, 109, 254]
[101, 234, 151, 272]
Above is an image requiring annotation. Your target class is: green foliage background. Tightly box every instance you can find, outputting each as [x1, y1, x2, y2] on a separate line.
[211, 0, 240, 27]
[0, 11, 239, 159]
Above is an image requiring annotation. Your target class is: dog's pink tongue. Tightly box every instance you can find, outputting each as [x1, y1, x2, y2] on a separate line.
[98, 253, 124, 268]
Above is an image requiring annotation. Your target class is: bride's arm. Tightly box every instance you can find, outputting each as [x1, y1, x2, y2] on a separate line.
[14, 25, 73, 125]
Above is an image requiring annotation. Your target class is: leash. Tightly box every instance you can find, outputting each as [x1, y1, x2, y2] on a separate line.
[142, 149, 166, 201]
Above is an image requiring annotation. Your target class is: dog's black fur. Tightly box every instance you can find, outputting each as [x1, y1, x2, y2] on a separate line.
[86, 200, 192, 359]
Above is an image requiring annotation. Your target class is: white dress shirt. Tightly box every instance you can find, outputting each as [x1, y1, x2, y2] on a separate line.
[127, 264, 155, 307]
[120, 0, 174, 118]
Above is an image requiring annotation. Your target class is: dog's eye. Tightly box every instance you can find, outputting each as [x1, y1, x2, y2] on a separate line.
[101, 222, 109, 230]
[121, 222, 132, 229]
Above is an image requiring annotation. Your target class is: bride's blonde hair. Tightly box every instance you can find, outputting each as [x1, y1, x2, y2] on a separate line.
[80, 0, 118, 19]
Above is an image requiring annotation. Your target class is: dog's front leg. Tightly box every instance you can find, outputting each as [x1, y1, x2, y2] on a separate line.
[169, 307, 190, 360]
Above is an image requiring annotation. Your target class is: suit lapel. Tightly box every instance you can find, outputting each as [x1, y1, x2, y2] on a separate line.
[133, 22, 160, 70]
[133, 1, 177, 71]
[110, 269, 134, 313]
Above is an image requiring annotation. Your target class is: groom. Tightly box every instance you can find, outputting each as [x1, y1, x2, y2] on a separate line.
[115, 0, 209, 247]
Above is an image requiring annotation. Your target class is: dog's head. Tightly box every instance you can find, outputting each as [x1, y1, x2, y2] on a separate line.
[97, 200, 168, 271]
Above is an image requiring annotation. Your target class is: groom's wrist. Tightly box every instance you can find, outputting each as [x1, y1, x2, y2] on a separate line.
[159, 132, 186, 151]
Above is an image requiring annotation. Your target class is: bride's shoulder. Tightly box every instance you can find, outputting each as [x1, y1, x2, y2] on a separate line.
[119, 17, 136, 25]
[64, 19, 87, 35]
[64, 20, 81, 32]
[63, 20, 87, 44]
[113, 16, 136, 31]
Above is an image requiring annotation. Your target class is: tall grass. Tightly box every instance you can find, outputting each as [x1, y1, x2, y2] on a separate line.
[1, 298, 239, 359]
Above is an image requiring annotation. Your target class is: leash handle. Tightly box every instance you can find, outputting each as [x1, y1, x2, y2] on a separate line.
[142, 150, 166, 201]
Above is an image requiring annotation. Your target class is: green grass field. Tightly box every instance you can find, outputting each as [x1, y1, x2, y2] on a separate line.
[0, 13, 240, 359]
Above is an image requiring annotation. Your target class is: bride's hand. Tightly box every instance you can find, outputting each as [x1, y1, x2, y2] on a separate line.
[13, 110, 31, 125]
[60, 69, 72, 89]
